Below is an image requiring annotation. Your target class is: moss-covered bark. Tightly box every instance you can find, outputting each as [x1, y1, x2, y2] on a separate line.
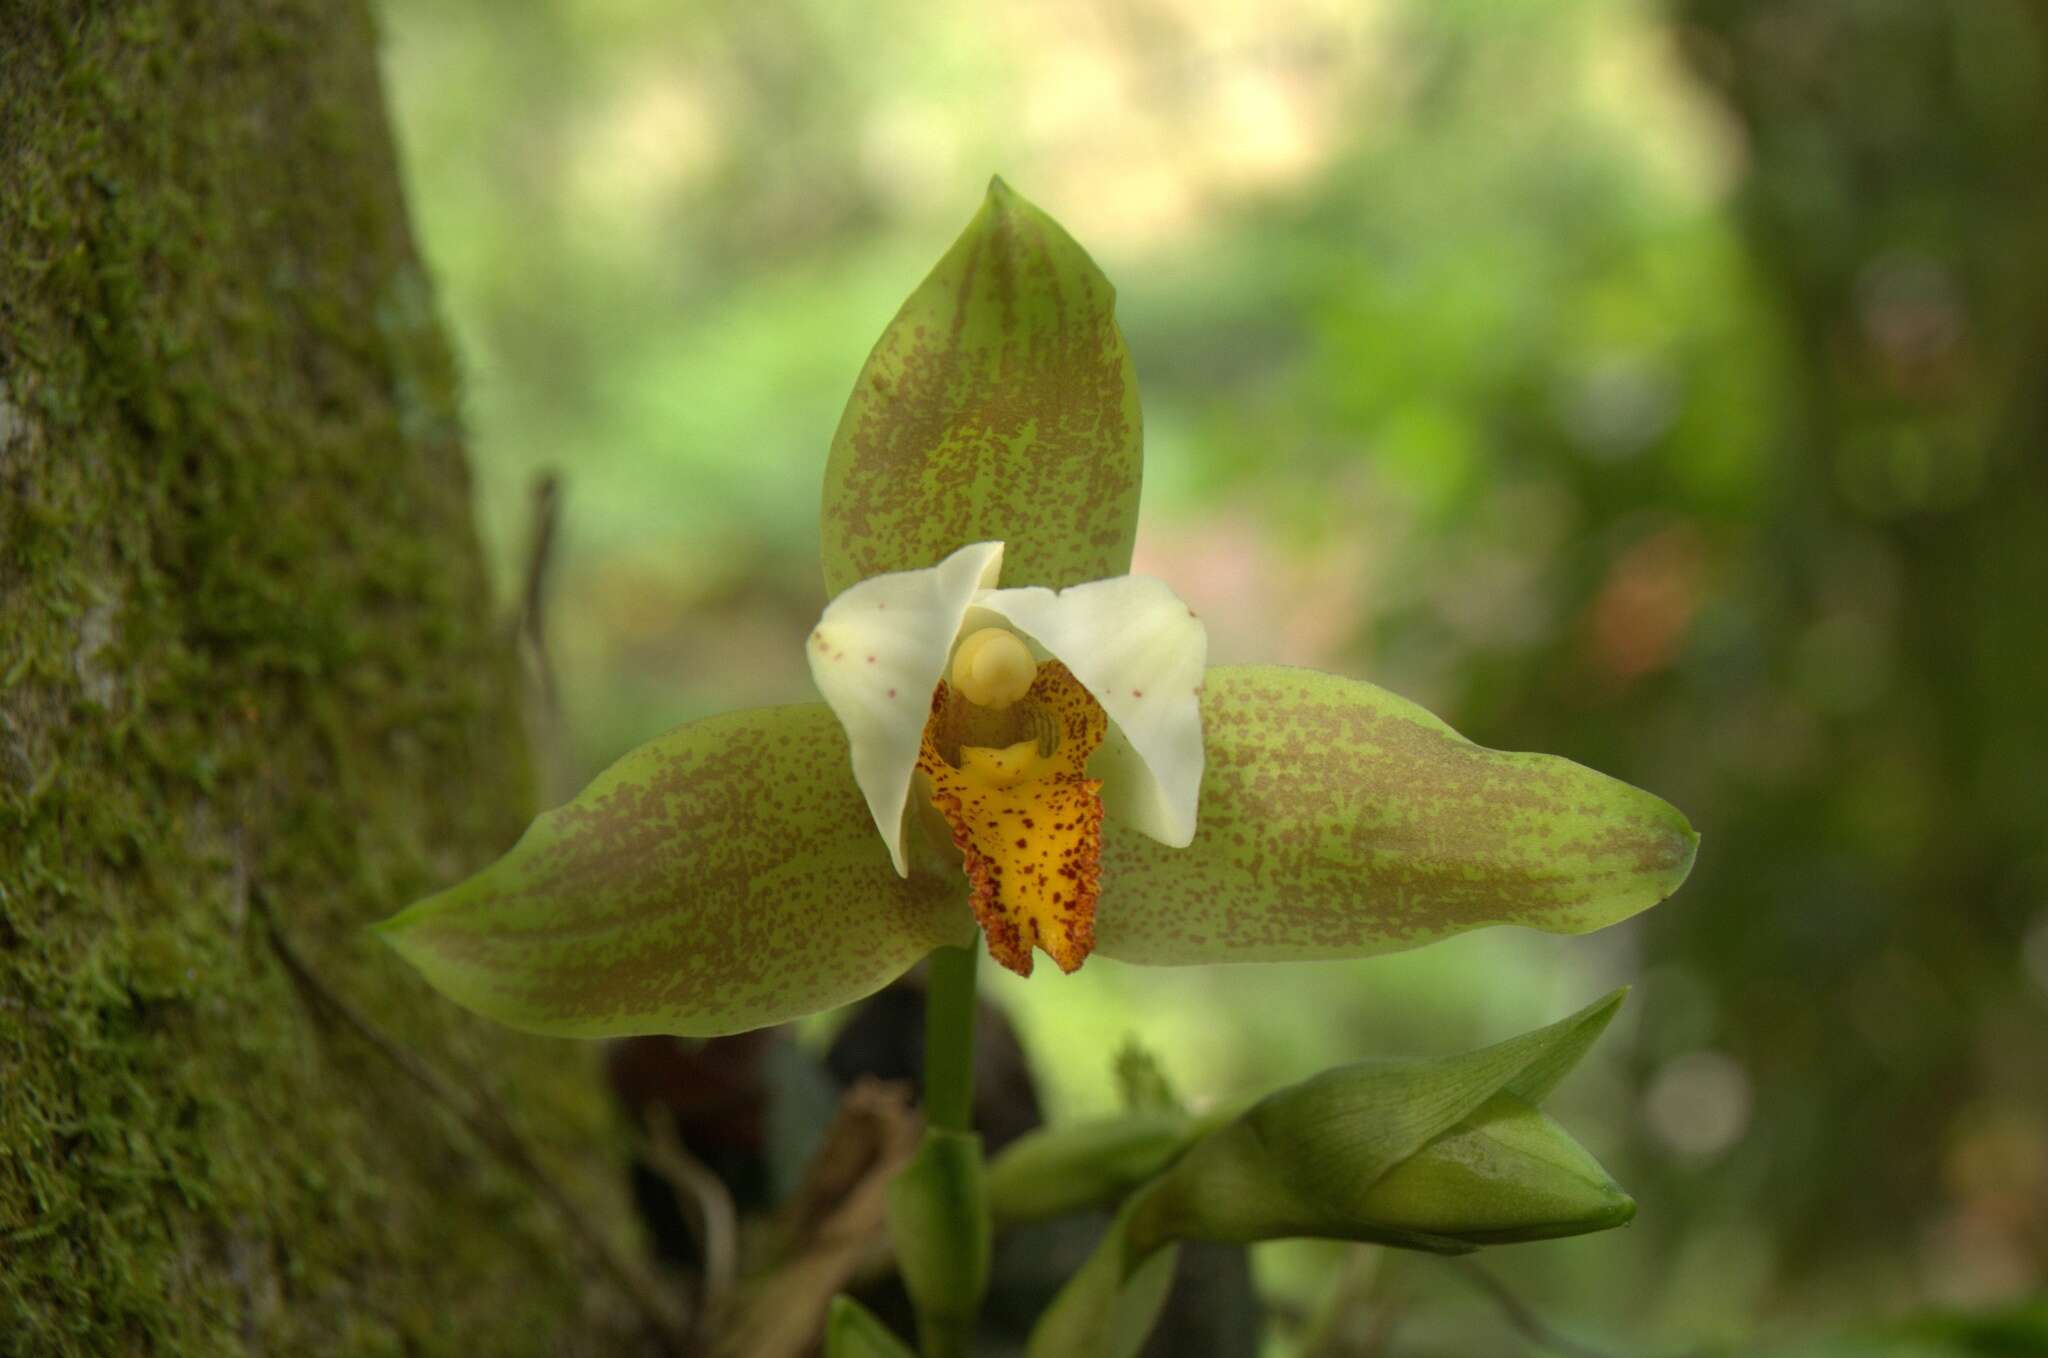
[1, 5, 645, 1353]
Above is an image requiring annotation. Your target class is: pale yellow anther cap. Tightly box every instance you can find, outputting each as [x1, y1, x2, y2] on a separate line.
[951, 627, 1037, 709]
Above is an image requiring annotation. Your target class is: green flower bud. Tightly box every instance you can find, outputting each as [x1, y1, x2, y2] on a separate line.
[1128, 991, 1634, 1256]
[1029, 992, 1634, 1357]
[1358, 1090, 1634, 1244]
[824, 1296, 916, 1358]
[886, 1128, 991, 1356]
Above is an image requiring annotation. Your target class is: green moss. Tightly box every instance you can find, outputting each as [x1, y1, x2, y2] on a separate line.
[1, 5, 641, 1353]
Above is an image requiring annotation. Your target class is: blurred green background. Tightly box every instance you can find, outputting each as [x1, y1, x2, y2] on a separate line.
[377, 0, 2048, 1351]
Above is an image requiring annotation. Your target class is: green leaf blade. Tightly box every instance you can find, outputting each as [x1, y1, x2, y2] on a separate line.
[1026, 1198, 1180, 1358]
[375, 704, 974, 1037]
[825, 1297, 918, 1358]
[821, 176, 1142, 595]
[1095, 666, 1698, 965]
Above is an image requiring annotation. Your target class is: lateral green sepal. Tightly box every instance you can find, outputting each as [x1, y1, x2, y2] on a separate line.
[375, 703, 974, 1037]
[1096, 666, 1699, 964]
[821, 176, 1142, 594]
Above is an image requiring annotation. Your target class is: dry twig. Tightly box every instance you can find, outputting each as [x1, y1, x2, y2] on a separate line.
[710, 1080, 923, 1358]
[639, 1104, 740, 1343]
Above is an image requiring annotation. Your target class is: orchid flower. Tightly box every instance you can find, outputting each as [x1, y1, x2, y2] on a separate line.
[807, 539, 1205, 976]
[377, 179, 1697, 1040]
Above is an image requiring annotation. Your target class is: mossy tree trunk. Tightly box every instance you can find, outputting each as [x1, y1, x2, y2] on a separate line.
[2, 5, 647, 1352]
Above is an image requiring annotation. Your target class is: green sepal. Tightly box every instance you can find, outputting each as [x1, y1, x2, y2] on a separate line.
[824, 1296, 917, 1358]
[820, 176, 1142, 595]
[1126, 991, 1632, 1256]
[1095, 666, 1699, 965]
[886, 1127, 991, 1358]
[374, 704, 974, 1038]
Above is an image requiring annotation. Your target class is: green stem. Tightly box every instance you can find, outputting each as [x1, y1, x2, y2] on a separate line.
[918, 1314, 975, 1358]
[923, 944, 978, 1133]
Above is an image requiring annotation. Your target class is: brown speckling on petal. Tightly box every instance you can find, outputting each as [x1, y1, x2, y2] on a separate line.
[1092, 666, 1698, 966]
[819, 179, 1142, 595]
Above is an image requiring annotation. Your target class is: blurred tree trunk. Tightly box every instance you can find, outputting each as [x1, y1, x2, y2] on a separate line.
[1668, 0, 2048, 1275]
[1, 5, 648, 1353]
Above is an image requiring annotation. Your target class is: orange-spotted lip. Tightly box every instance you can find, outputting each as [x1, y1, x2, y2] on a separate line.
[914, 660, 1107, 976]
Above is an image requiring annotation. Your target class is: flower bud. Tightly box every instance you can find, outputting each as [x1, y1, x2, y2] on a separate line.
[1356, 1090, 1634, 1243]
[1127, 991, 1634, 1255]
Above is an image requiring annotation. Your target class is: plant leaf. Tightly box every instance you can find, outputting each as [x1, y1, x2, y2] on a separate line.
[1094, 666, 1698, 965]
[824, 1297, 917, 1358]
[821, 176, 1142, 596]
[1026, 1198, 1180, 1358]
[375, 704, 974, 1037]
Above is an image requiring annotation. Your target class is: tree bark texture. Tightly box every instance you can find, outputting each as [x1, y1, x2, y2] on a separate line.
[2, 5, 644, 1352]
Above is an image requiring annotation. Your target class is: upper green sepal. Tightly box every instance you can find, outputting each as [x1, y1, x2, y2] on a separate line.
[1125, 990, 1632, 1256]
[821, 176, 1143, 594]
[1095, 666, 1699, 964]
[374, 703, 973, 1038]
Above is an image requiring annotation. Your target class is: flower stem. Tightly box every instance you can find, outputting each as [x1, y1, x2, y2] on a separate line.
[923, 944, 978, 1133]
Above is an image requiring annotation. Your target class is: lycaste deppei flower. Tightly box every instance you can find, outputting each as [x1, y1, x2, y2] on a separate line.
[377, 179, 1696, 1038]
[807, 539, 1204, 977]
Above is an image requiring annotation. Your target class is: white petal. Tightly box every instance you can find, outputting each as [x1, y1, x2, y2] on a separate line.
[979, 576, 1208, 846]
[809, 541, 1005, 875]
